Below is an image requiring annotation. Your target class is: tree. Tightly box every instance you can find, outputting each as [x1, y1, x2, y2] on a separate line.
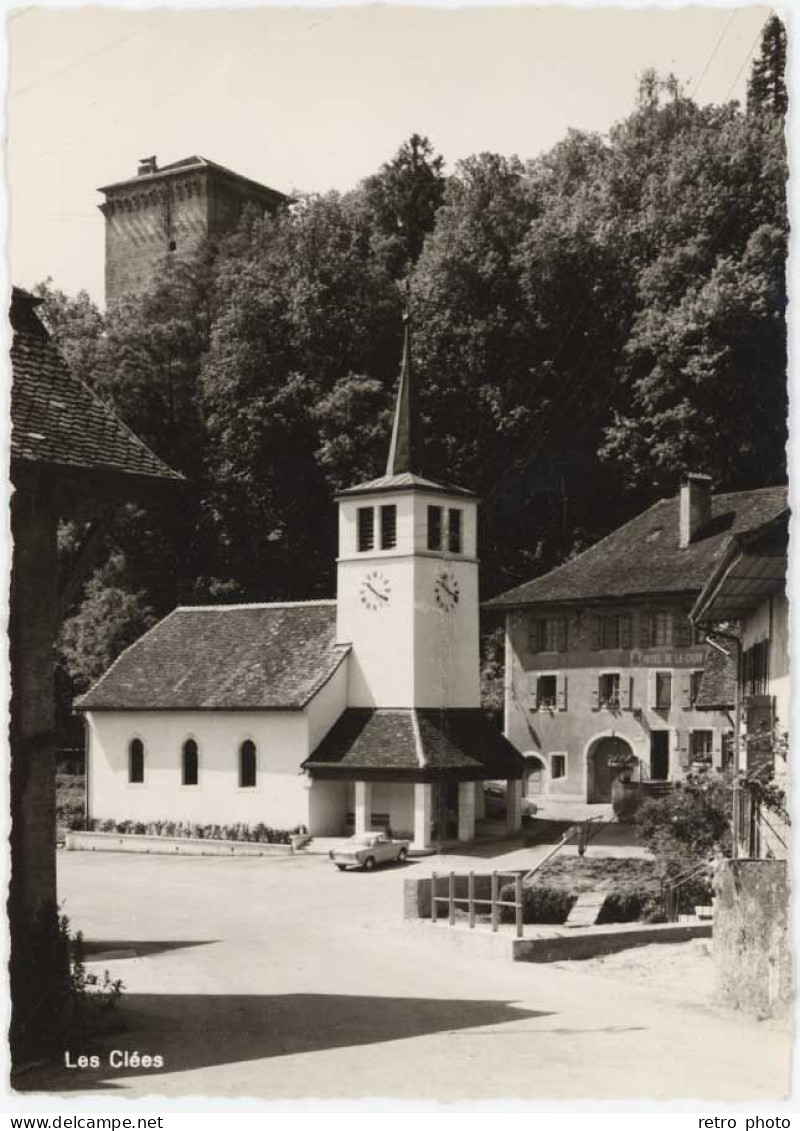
[361, 134, 446, 278]
[747, 16, 788, 118]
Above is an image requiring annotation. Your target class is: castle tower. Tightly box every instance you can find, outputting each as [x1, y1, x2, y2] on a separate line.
[98, 155, 289, 304]
[335, 311, 480, 709]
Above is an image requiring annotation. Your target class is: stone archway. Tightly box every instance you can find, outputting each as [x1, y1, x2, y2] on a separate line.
[587, 735, 637, 803]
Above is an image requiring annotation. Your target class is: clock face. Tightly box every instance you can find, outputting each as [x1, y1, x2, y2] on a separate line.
[360, 570, 392, 611]
[435, 570, 460, 612]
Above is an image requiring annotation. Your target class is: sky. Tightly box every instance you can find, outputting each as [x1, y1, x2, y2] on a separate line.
[8, 3, 776, 304]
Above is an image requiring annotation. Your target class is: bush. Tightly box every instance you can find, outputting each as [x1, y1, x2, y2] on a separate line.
[499, 883, 576, 924]
[499, 857, 663, 925]
[90, 818, 296, 844]
[611, 784, 643, 824]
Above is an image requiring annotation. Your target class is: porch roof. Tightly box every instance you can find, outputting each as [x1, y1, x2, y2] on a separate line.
[304, 708, 524, 782]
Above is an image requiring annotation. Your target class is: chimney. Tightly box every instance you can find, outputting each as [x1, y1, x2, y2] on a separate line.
[137, 156, 158, 177]
[679, 473, 712, 547]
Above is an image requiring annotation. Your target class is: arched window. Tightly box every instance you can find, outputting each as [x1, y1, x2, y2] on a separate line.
[239, 740, 257, 788]
[182, 739, 199, 786]
[128, 738, 144, 784]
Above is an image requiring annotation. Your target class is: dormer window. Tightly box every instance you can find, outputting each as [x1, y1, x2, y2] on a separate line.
[448, 508, 462, 554]
[357, 507, 374, 552]
[380, 505, 397, 550]
[427, 506, 442, 550]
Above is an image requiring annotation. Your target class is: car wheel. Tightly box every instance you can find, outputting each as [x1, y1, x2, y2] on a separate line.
[363, 856, 376, 871]
[397, 848, 408, 864]
[336, 864, 347, 871]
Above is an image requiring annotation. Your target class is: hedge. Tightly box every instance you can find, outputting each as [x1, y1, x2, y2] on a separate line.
[85, 818, 303, 845]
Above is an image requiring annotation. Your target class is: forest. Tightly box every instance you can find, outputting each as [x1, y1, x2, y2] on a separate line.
[37, 17, 787, 725]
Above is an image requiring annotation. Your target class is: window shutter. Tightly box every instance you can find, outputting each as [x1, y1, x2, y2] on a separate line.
[711, 729, 722, 769]
[674, 616, 692, 648]
[639, 614, 652, 649]
[556, 672, 567, 711]
[676, 730, 689, 769]
[590, 681, 600, 711]
[528, 674, 538, 711]
[556, 617, 567, 652]
[619, 615, 632, 650]
[591, 616, 601, 650]
[647, 670, 657, 709]
[620, 676, 631, 710]
[679, 671, 692, 709]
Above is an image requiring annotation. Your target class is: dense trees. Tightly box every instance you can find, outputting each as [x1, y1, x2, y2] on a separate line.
[42, 26, 787, 702]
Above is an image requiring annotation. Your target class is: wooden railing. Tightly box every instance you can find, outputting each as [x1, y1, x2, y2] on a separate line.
[430, 871, 525, 938]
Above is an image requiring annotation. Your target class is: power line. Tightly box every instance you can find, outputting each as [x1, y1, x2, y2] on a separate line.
[691, 10, 737, 100]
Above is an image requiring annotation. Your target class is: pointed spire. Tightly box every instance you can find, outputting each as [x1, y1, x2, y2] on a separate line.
[386, 285, 421, 476]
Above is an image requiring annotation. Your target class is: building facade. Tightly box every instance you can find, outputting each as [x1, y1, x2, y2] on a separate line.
[488, 477, 788, 806]
[77, 317, 524, 848]
[691, 508, 790, 858]
[98, 155, 288, 303]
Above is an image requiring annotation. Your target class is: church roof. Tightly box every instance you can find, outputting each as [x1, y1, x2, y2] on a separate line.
[486, 486, 788, 609]
[303, 708, 524, 781]
[75, 601, 349, 712]
[336, 471, 475, 500]
[10, 288, 183, 489]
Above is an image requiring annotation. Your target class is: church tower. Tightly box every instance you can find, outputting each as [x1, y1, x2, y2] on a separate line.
[335, 311, 480, 709]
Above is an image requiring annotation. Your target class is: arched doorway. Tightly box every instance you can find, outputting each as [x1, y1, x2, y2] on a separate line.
[587, 736, 637, 803]
[523, 754, 545, 798]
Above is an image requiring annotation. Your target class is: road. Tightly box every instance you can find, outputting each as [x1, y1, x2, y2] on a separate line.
[19, 847, 791, 1102]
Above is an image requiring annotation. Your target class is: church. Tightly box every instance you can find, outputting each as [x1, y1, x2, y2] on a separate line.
[76, 316, 525, 850]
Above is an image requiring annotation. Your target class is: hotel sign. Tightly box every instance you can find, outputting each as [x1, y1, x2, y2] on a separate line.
[528, 648, 706, 670]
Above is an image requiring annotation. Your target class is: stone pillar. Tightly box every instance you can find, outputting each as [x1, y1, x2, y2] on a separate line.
[458, 780, 476, 842]
[506, 778, 522, 835]
[354, 781, 371, 836]
[413, 782, 433, 850]
[475, 781, 486, 820]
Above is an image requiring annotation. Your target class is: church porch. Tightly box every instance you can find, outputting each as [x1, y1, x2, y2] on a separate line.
[303, 707, 525, 850]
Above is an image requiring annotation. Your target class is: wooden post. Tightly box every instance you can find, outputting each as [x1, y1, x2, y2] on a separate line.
[491, 871, 499, 932]
[431, 871, 437, 923]
[468, 871, 475, 929]
[515, 873, 523, 939]
[448, 871, 455, 926]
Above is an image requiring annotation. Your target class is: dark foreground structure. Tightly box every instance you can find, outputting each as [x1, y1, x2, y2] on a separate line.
[9, 288, 182, 1066]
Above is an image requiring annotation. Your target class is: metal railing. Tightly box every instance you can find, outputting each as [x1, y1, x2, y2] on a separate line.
[431, 871, 525, 938]
[661, 859, 712, 923]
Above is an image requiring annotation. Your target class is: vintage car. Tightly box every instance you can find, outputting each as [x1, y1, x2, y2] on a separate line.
[329, 831, 410, 871]
[483, 783, 538, 821]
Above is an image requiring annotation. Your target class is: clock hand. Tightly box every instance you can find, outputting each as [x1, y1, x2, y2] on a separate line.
[365, 583, 388, 602]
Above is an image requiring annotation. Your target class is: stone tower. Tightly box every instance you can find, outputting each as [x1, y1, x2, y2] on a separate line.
[98, 155, 289, 304]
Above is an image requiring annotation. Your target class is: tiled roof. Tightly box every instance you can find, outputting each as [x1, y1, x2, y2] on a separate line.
[304, 708, 524, 780]
[695, 636, 737, 710]
[98, 155, 289, 202]
[336, 471, 475, 499]
[76, 602, 349, 711]
[486, 486, 789, 608]
[10, 288, 183, 485]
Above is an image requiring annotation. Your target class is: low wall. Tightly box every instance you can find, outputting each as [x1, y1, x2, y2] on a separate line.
[713, 858, 792, 1018]
[404, 874, 516, 919]
[512, 921, 710, 962]
[65, 830, 295, 857]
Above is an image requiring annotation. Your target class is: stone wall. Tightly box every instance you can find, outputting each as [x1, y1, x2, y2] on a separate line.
[713, 859, 792, 1018]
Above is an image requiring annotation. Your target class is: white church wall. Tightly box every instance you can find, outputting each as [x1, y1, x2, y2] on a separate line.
[85, 709, 312, 830]
[369, 782, 414, 838]
[308, 779, 348, 835]
[306, 658, 348, 751]
[412, 554, 480, 708]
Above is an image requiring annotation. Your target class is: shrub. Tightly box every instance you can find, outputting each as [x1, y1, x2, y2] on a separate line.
[499, 883, 576, 924]
[612, 784, 643, 824]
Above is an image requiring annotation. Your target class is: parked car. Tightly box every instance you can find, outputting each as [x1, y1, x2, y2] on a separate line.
[329, 831, 410, 871]
[483, 783, 538, 821]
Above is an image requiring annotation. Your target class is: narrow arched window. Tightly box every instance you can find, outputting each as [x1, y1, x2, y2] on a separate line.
[128, 738, 144, 784]
[239, 740, 257, 788]
[182, 739, 199, 786]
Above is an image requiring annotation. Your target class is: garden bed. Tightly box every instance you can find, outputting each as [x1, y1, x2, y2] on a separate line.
[499, 856, 665, 925]
[65, 830, 296, 857]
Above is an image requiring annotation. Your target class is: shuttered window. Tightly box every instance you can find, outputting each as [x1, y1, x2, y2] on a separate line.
[655, 671, 672, 709]
[357, 507, 374, 552]
[529, 616, 567, 653]
[597, 614, 632, 650]
[690, 730, 713, 763]
[380, 505, 397, 550]
[427, 506, 443, 550]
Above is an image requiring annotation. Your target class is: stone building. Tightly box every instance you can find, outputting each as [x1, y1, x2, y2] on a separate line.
[9, 287, 183, 1064]
[486, 476, 788, 805]
[98, 155, 289, 303]
[76, 318, 524, 848]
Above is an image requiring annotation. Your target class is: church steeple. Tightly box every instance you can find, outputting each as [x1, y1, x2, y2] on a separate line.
[385, 301, 421, 477]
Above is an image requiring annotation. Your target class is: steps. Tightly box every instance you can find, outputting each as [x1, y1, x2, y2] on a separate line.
[564, 888, 608, 928]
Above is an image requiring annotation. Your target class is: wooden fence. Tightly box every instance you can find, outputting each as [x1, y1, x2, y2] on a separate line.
[430, 870, 525, 938]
